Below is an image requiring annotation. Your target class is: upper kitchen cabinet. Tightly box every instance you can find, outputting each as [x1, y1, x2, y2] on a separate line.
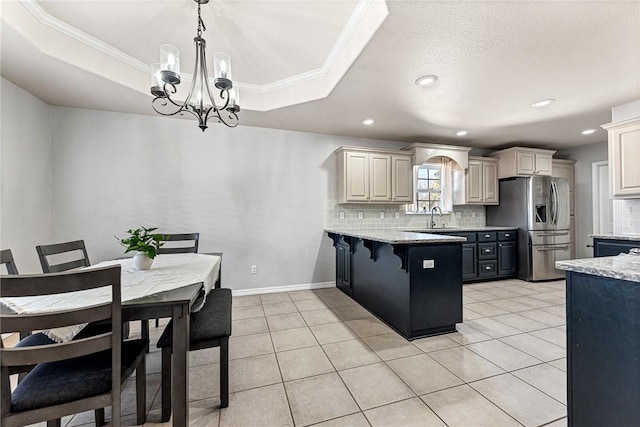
[453, 156, 499, 205]
[602, 118, 640, 198]
[490, 147, 556, 179]
[335, 147, 413, 204]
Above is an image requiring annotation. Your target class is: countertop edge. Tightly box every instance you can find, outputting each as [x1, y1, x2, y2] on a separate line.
[556, 256, 640, 283]
[325, 229, 467, 244]
[588, 234, 640, 242]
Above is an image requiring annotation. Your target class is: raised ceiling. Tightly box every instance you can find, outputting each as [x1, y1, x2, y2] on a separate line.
[2, 0, 639, 149]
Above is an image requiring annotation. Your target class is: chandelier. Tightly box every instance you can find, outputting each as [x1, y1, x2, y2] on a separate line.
[150, 0, 239, 131]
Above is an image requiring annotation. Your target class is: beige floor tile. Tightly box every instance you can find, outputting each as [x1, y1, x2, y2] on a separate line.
[465, 302, 509, 317]
[466, 340, 541, 372]
[448, 323, 493, 345]
[413, 334, 460, 353]
[470, 373, 566, 426]
[362, 333, 422, 361]
[513, 364, 567, 404]
[219, 383, 293, 427]
[530, 328, 566, 349]
[421, 384, 520, 427]
[232, 305, 265, 320]
[429, 347, 504, 382]
[266, 312, 307, 332]
[364, 397, 446, 427]
[465, 318, 523, 338]
[262, 301, 298, 316]
[463, 295, 479, 303]
[229, 353, 282, 393]
[276, 346, 335, 381]
[187, 364, 221, 402]
[540, 305, 566, 317]
[320, 294, 358, 308]
[271, 327, 318, 352]
[312, 412, 369, 427]
[345, 318, 393, 338]
[387, 354, 463, 395]
[491, 313, 549, 332]
[285, 372, 360, 426]
[339, 363, 414, 410]
[189, 346, 220, 367]
[300, 308, 342, 326]
[229, 332, 274, 360]
[486, 298, 532, 313]
[260, 293, 292, 304]
[528, 292, 565, 303]
[288, 290, 323, 301]
[544, 417, 568, 427]
[293, 298, 330, 311]
[463, 308, 485, 320]
[312, 287, 344, 298]
[232, 295, 261, 307]
[322, 339, 381, 371]
[184, 397, 221, 427]
[332, 304, 373, 321]
[548, 358, 566, 372]
[510, 296, 555, 309]
[231, 317, 269, 337]
[499, 333, 566, 362]
[310, 322, 359, 344]
[518, 309, 565, 327]
[462, 290, 498, 302]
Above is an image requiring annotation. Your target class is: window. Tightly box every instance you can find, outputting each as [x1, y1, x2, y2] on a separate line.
[416, 164, 442, 212]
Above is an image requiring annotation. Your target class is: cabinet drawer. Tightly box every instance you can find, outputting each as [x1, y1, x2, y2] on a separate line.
[455, 232, 477, 243]
[478, 243, 497, 259]
[478, 261, 497, 277]
[477, 232, 497, 242]
[498, 231, 516, 241]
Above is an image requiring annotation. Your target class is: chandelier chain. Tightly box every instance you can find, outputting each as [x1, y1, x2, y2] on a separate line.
[197, 1, 206, 37]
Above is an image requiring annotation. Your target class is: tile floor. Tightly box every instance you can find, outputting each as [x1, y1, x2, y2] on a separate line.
[12, 278, 569, 426]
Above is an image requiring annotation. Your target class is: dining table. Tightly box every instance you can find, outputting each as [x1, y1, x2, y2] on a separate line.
[0, 253, 222, 427]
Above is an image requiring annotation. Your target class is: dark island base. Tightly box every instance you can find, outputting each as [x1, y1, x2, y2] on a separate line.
[329, 233, 463, 341]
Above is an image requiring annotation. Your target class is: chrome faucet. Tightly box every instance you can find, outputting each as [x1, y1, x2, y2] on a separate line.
[430, 206, 442, 229]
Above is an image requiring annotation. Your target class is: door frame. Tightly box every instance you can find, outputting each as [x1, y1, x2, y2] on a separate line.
[592, 161, 611, 235]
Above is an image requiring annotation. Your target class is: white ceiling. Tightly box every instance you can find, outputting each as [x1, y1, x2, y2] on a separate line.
[2, 0, 639, 150]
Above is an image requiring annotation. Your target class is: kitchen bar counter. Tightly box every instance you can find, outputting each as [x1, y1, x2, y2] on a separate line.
[324, 228, 466, 244]
[556, 254, 640, 282]
[404, 226, 517, 233]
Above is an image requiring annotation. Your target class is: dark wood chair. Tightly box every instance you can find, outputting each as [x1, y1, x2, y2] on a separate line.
[0, 266, 148, 427]
[1, 249, 19, 275]
[156, 286, 232, 421]
[36, 240, 90, 273]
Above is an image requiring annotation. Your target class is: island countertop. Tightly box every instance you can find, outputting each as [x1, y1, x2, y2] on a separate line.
[589, 233, 640, 242]
[325, 228, 466, 244]
[402, 226, 517, 233]
[556, 254, 640, 283]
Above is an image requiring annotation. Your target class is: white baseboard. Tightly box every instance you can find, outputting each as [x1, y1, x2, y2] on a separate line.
[232, 281, 336, 296]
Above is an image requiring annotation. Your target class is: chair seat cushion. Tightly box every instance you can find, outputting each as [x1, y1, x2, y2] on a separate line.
[11, 339, 148, 413]
[15, 333, 55, 348]
[157, 288, 232, 349]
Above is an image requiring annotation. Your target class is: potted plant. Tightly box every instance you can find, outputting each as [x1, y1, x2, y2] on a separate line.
[116, 227, 166, 270]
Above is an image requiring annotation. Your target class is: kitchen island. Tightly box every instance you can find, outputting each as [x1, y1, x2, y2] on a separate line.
[326, 229, 465, 340]
[556, 255, 640, 427]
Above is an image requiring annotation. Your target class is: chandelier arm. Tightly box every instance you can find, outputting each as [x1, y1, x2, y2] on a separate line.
[217, 109, 239, 128]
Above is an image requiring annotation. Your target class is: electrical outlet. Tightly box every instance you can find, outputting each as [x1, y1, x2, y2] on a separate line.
[379, 211, 385, 219]
[339, 211, 345, 220]
[455, 211, 462, 218]
[358, 211, 363, 219]
[251, 265, 258, 274]
[395, 212, 400, 219]
[422, 259, 435, 269]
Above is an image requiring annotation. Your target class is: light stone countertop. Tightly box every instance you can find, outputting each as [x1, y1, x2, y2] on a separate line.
[556, 254, 640, 283]
[403, 226, 517, 233]
[588, 234, 640, 242]
[325, 228, 466, 244]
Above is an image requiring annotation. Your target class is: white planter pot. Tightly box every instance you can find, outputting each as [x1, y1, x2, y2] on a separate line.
[133, 252, 154, 270]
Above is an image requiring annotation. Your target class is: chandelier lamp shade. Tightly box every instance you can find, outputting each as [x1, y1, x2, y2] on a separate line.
[150, 0, 239, 131]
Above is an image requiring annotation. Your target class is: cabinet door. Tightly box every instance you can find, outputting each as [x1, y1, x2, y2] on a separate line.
[609, 121, 640, 197]
[466, 160, 483, 203]
[345, 152, 369, 202]
[535, 153, 553, 176]
[461, 243, 477, 281]
[392, 155, 413, 202]
[516, 152, 536, 175]
[482, 162, 499, 204]
[497, 241, 517, 276]
[369, 154, 392, 202]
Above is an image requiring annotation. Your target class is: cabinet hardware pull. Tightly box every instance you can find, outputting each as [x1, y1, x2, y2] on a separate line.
[505, 233, 510, 237]
[485, 234, 491, 238]
[485, 266, 491, 270]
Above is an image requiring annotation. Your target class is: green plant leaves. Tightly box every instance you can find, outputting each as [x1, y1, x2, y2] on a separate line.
[115, 226, 167, 259]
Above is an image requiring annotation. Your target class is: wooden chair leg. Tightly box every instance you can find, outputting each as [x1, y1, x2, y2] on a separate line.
[155, 318, 160, 328]
[161, 347, 172, 422]
[47, 419, 61, 427]
[220, 337, 229, 408]
[141, 321, 150, 354]
[94, 408, 105, 426]
[136, 352, 147, 425]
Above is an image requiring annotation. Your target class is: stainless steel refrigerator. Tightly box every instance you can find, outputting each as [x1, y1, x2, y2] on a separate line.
[486, 176, 570, 281]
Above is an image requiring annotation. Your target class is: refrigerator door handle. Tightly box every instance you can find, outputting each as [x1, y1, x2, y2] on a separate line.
[551, 181, 559, 225]
[536, 246, 570, 251]
[536, 232, 569, 237]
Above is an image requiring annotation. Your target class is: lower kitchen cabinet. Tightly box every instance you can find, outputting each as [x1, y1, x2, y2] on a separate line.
[454, 229, 517, 282]
[461, 244, 477, 281]
[497, 241, 517, 276]
[333, 237, 353, 296]
[593, 238, 640, 257]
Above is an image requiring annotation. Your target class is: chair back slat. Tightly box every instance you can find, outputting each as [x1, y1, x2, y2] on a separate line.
[1, 304, 112, 335]
[157, 233, 199, 254]
[36, 240, 90, 273]
[1, 249, 19, 275]
[0, 267, 117, 297]
[1, 333, 112, 367]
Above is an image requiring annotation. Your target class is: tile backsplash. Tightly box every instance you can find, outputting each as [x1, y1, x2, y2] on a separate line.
[325, 199, 486, 230]
[613, 199, 640, 236]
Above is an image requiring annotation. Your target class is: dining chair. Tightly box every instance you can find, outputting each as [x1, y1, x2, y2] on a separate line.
[156, 286, 232, 421]
[36, 240, 90, 273]
[0, 265, 148, 427]
[1, 249, 19, 275]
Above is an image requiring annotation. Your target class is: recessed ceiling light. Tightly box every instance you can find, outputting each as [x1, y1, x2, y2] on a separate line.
[581, 129, 596, 135]
[361, 118, 375, 126]
[415, 75, 438, 87]
[531, 98, 555, 108]
[454, 130, 469, 137]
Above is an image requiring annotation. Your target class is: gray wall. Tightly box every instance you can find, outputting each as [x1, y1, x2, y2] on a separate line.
[1, 79, 52, 273]
[557, 141, 609, 259]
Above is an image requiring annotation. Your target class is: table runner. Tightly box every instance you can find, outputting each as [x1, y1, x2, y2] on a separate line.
[0, 253, 220, 342]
